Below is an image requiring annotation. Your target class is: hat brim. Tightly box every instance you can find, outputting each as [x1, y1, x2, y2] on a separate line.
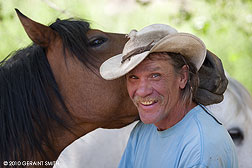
[100, 33, 206, 80]
[100, 51, 150, 80]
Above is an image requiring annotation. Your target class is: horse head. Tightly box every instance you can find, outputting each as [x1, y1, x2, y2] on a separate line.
[16, 9, 139, 128]
[1, 9, 138, 165]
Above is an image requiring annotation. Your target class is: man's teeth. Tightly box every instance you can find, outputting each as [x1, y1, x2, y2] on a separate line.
[140, 100, 156, 105]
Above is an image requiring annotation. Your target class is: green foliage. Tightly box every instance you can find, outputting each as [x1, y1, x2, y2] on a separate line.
[0, 0, 252, 94]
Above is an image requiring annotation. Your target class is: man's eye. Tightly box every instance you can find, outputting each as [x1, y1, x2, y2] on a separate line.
[151, 73, 160, 78]
[128, 75, 138, 79]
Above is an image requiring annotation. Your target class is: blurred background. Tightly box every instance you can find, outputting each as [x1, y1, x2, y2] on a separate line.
[0, 0, 251, 93]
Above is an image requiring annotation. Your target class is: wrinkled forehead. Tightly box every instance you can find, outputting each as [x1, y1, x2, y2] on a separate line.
[128, 53, 174, 75]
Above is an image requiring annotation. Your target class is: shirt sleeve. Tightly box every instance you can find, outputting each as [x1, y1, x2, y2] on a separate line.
[188, 155, 237, 168]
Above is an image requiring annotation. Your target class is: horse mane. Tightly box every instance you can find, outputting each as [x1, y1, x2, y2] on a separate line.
[0, 18, 92, 162]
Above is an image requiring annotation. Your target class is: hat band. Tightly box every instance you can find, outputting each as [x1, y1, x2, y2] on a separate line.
[121, 40, 154, 64]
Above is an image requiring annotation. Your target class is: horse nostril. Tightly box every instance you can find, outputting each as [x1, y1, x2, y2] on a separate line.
[228, 127, 244, 146]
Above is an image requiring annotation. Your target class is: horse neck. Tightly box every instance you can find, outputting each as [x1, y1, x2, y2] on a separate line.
[13, 106, 100, 168]
[0, 45, 99, 166]
[47, 106, 99, 161]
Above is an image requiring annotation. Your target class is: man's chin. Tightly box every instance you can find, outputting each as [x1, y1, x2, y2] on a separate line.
[139, 112, 158, 124]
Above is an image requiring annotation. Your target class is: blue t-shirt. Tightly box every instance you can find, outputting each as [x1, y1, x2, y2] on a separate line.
[118, 105, 238, 168]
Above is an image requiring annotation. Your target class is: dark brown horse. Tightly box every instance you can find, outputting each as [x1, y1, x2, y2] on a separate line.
[0, 9, 227, 168]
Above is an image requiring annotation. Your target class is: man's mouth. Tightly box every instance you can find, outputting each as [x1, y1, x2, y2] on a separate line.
[139, 99, 158, 106]
[133, 95, 163, 108]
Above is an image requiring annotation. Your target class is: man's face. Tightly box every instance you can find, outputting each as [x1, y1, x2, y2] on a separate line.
[126, 54, 187, 129]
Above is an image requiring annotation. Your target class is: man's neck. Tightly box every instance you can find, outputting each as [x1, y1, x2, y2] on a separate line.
[155, 101, 197, 131]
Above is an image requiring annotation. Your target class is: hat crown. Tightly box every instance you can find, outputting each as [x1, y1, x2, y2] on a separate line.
[122, 24, 177, 56]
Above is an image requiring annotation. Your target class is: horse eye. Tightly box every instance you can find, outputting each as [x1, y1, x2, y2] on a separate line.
[89, 37, 107, 48]
[228, 127, 244, 146]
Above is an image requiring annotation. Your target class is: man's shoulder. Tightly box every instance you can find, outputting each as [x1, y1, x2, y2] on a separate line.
[190, 106, 234, 149]
[178, 111, 237, 167]
[187, 105, 238, 167]
[193, 105, 229, 140]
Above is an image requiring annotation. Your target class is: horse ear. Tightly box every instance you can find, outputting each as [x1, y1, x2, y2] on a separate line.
[15, 9, 57, 48]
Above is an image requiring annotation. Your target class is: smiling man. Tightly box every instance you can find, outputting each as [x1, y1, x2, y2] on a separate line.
[100, 24, 238, 168]
[126, 51, 196, 131]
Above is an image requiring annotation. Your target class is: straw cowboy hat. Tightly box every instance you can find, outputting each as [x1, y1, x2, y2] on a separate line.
[100, 24, 206, 80]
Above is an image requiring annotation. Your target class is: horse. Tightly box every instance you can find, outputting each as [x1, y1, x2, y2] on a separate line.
[209, 76, 252, 168]
[1, 9, 228, 168]
[55, 76, 252, 168]
[0, 9, 137, 167]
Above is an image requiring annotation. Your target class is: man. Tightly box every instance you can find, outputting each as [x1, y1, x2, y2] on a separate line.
[100, 24, 238, 168]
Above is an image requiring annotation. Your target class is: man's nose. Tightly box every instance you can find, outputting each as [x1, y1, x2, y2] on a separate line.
[135, 80, 152, 97]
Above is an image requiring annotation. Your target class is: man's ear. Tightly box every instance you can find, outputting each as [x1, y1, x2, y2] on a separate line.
[179, 65, 189, 89]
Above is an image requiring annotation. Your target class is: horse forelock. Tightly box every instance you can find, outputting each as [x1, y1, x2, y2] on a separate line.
[49, 18, 98, 71]
[0, 44, 71, 162]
